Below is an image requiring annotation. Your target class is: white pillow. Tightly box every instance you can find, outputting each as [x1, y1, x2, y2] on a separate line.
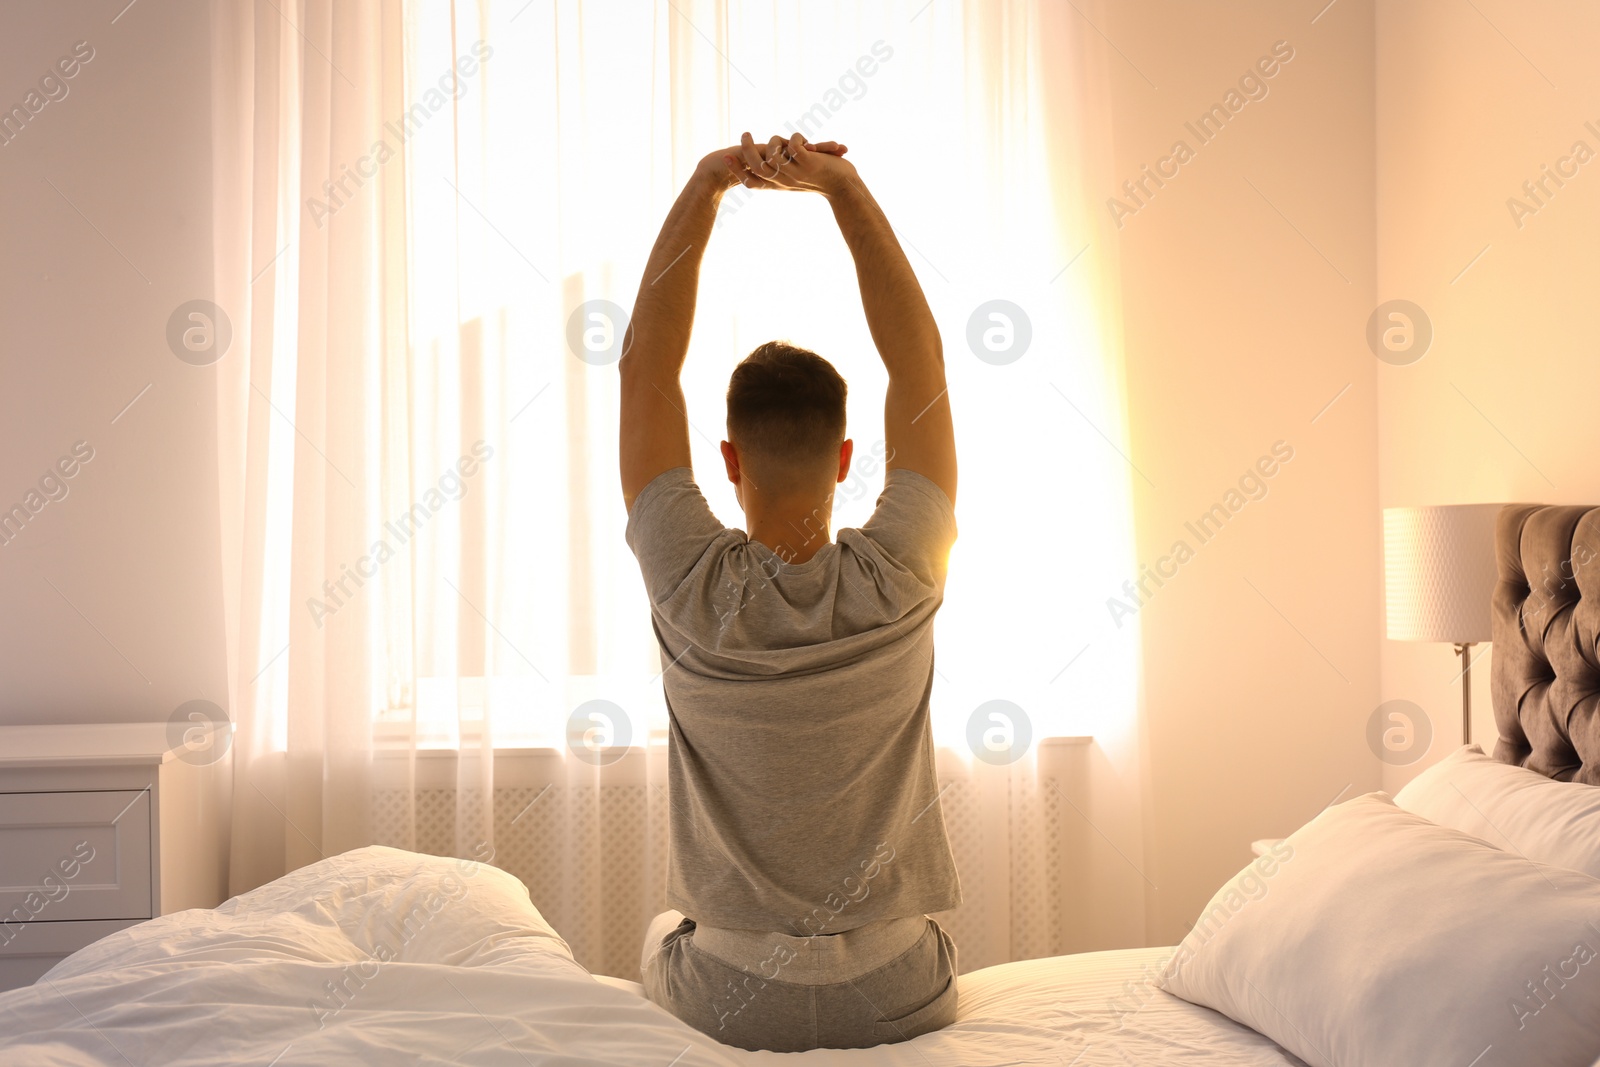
[1158, 792, 1600, 1067]
[1395, 744, 1600, 878]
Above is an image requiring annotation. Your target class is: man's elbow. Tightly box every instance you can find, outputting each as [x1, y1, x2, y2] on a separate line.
[617, 325, 639, 376]
[911, 332, 944, 372]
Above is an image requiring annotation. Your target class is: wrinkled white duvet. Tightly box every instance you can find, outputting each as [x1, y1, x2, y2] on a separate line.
[0, 847, 1304, 1065]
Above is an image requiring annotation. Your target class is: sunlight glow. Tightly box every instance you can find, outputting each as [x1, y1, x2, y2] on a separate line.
[380, 0, 1138, 755]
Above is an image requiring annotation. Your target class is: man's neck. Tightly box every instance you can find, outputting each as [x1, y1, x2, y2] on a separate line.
[745, 494, 835, 565]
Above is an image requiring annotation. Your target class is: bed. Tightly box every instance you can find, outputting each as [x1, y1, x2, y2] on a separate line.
[0, 845, 1306, 1066]
[1, 504, 1597, 1067]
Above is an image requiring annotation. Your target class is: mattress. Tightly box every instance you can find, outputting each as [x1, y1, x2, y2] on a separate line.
[0, 846, 1305, 1066]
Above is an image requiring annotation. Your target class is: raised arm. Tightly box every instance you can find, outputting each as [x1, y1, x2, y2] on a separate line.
[616, 153, 729, 511]
[747, 133, 957, 506]
[830, 173, 955, 506]
[619, 135, 846, 510]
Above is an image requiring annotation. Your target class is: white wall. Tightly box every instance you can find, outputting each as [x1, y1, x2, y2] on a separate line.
[0, 3, 223, 724]
[1099, 0, 1600, 945]
[1375, 0, 1600, 792]
[1102, 0, 1382, 944]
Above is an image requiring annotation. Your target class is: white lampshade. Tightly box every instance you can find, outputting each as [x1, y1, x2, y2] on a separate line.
[1383, 504, 1501, 643]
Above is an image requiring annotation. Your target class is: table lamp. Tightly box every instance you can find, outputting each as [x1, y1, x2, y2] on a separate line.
[1382, 504, 1501, 744]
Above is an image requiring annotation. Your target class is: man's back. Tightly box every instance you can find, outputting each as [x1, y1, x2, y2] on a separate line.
[617, 131, 961, 1051]
[627, 465, 963, 934]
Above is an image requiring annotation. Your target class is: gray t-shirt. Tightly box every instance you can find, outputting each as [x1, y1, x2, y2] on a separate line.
[626, 466, 963, 934]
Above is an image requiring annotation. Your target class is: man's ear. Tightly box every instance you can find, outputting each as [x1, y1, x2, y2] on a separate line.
[836, 438, 854, 483]
[720, 440, 741, 485]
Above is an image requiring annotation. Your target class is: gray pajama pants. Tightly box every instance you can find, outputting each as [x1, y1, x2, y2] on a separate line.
[640, 910, 959, 1053]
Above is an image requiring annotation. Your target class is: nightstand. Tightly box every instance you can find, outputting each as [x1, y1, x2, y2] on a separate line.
[0, 722, 231, 991]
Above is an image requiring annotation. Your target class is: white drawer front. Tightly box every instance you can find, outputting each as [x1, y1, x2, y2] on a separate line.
[0, 791, 152, 923]
[0, 918, 141, 992]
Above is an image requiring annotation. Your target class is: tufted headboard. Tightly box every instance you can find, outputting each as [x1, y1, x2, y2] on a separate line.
[1491, 504, 1600, 785]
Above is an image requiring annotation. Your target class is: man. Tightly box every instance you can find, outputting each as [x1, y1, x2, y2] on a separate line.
[619, 131, 961, 1052]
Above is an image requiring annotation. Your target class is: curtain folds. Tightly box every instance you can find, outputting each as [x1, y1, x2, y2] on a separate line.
[211, 0, 1145, 981]
[212, 0, 398, 893]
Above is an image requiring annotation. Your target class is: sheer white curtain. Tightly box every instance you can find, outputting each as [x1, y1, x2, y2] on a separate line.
[212, 0, 1144, 980]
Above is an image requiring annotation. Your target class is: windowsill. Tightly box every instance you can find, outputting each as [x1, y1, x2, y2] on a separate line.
[373, 745, 567, 758]
[368, 735, 1095, 757]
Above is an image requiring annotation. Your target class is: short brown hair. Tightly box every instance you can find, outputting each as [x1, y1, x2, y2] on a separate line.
[726, 342, 847, 470]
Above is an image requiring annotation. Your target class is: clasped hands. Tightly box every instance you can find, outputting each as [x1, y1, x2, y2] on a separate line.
[697, 131, 855, 197]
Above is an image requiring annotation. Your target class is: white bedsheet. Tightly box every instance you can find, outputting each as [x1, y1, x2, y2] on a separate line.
[0, 847, 1304, 1066]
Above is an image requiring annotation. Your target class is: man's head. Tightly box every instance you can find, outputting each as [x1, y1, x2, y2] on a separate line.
[721, 341, 852, 502]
